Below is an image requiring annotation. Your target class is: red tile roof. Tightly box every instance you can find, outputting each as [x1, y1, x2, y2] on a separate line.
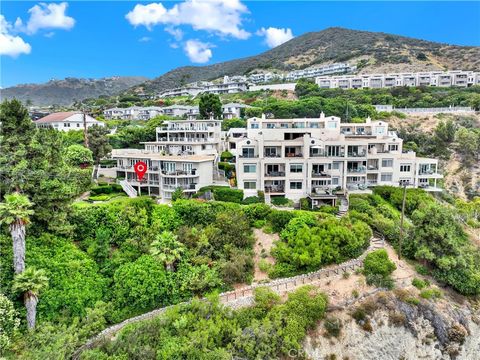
[35, 112, 80, 123]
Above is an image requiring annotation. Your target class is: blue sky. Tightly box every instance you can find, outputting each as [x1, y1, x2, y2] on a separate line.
[1, 1, 479, 88]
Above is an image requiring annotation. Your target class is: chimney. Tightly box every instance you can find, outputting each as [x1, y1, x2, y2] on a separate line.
[261, 113, 266, 120]
[320, 111, 325, 119]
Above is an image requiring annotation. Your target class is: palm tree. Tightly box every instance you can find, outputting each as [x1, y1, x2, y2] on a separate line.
[149, 231, 185, 271]
[0, 193, 34, 274]
[12, 267, 48, 329]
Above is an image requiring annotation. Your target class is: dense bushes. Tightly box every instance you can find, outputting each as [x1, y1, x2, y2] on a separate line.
[83, 286, 327, 359]
[270, 213, 372, 276]
[363, 249, 396, 289]
[354, 187, 480, 295]
[213, 187, 244, 203]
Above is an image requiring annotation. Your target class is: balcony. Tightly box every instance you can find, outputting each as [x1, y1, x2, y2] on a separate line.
[163, 183, 197, 191]
[157, 137, 215, 143]
[347, 152, 367, 157]
[265, 171, 285, 177]
[347, 168, 366, 174]
[264, 185, 285, 193]
[285, 153, 303, 158]
[161, 169, 198, 176]
[264, 152, 281, 158]
[312, 171, 331, 178]
[239, 154, 258, 158]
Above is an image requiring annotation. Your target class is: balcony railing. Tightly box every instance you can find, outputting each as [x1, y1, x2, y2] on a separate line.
[312, 172, 331, 178]
[163, 183, 197, 190]
[239, 154, 258, 158]
[285, 153, 303, 157]
[157, 137, 215, 143]
[419, 169, 437, 175]
[347, 152, 367, 157]
[264, 153, 281, 158]
[265, 171, 285, 177]
[347, 168, 366, 173]
[162, 170, 197, 176]
[264, 186, 285, 193]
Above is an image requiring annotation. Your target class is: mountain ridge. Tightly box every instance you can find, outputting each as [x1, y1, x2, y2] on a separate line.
[2, 27, 479, 106]
[1, 76, 148, 106]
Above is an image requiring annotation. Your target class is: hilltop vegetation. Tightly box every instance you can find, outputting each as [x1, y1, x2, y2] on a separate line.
[1, 76, 148, 107]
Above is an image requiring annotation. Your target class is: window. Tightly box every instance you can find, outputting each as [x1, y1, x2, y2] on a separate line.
[389, 144, 398, 152]
[382, 159, 393, 167]
[326, 146, 342, 157]
[400, 164, 411, 172]
[280, 123, 289, 128]
[290, 164, 303, 173]
[381, 173, 393, 182]
[332, 162, 340, 170]
[242, 148, 255, 158]
[77, 124, 80, 127]
[244, 181, 256, 189]
[243, 164, 256, 173]
[376, 126, 385, 135]
[332, 177, 339, 185]
[250, 123, 259, 129]
[290, 181, 302, 190]
[266, 123, 276, 129]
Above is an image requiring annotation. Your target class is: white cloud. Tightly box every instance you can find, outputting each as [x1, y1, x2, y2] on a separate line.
[0, 15, 31, 57]
[183, 39, 212, 63]
[139, 36, 152, 42]
[17, 2, 75, 35]
[257, 27, 294, 48]
[165, 26, 183, 41]
[126, 1, 250, 39]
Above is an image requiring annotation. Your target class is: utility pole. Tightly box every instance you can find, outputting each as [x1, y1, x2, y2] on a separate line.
[82, 107, 89, 148]
[398, 181, 408, 260]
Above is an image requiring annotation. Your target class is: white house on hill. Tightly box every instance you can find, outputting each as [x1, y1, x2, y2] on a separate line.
[35, 112, 105, 131]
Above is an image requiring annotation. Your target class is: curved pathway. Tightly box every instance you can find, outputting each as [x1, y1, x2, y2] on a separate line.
[74, 233, 384, 358]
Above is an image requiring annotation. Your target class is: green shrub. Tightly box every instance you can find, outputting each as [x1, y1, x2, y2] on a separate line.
[271, 196, 291, 207]
[244, 203, 272, 223]
[253, 219, 266, 229]
[213, 187, 244, 203]
[242, 196, 263, 205]
[412, 277, 429, 289]
[267, 210, 296, 233]
[218, 162, 235, 173]
[415, 264, 430, 276]
[363, 250, 396, 278]
[324, 317, 342, 338]
[258, 259, 271, 273]
[220, 151, 234, 162]
[420, 288, 442, 300]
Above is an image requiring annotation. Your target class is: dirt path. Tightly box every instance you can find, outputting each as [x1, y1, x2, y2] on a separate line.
[252, 228, 278, 282]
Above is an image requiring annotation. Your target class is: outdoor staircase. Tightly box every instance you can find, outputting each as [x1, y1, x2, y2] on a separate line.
[119, 180, 138, 198]
[369, 232, 385, 250]
[336, 195, 349, 218]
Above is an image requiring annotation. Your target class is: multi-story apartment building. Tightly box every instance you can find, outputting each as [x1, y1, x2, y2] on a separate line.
[316, 70, 480, 89]
[286, 63, 356, 81]
[112, 119, 223, 199]
[104, 106, 164, 120]
[235, 114, 442, 207]
[103, 105, 199, 120]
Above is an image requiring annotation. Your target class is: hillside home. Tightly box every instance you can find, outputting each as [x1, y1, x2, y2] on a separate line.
[112, 119, 223, 199]
[35, 112, 105, 131]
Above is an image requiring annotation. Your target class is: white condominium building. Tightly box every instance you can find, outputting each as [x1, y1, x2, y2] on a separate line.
[316, 70, 480, 89]
[113, 119, 223, 199]
[103, 105, 199, 120]
[35, 112, 105, 131]
[235, 114, 442, 206]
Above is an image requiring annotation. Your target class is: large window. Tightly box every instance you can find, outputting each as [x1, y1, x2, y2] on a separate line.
[290, 164, 303, 173]
[382, 159, 393, 168]
[400, 164, 411, 172]
[243, 164, 256, 173]
[381, 173, 393, 182]
[244, 181, 256, 189]
[290, 181, 302, 190]
[242, 148, 255, 158]
[250, 123, 259, 129]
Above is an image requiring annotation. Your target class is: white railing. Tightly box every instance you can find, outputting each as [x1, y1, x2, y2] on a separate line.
[119, 180, 138, 198]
